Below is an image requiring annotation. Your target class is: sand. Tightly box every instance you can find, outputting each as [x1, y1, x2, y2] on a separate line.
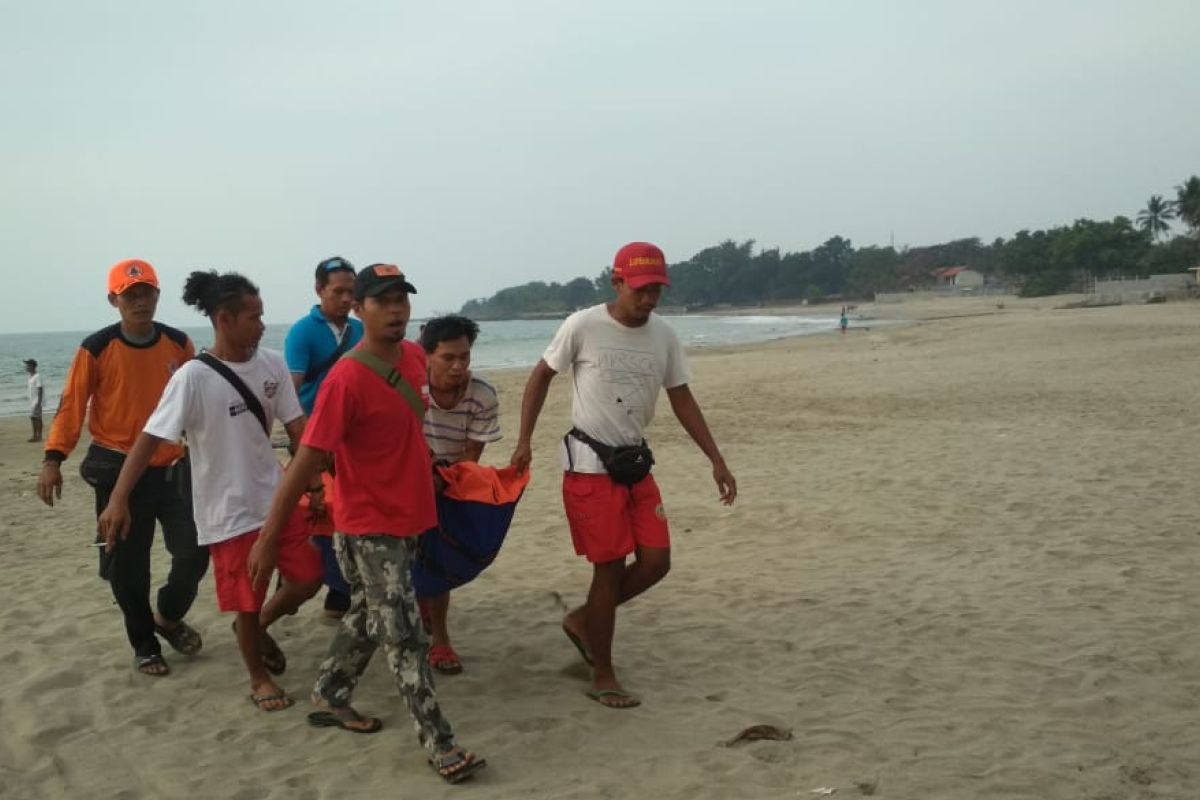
[1, 295, 1198, 799]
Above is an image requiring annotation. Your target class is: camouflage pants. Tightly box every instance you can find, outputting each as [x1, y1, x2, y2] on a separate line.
[313, 534, 456, 753]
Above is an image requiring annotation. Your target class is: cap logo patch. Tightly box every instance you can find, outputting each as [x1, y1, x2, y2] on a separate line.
[127, 264, 142, 277]
[373, 265, 402, 277]
[627, 257, 664, 268]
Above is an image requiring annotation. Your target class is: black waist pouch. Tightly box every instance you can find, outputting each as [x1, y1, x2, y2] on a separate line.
[566, 428, 655, 487]
[79, 444, 127, 491]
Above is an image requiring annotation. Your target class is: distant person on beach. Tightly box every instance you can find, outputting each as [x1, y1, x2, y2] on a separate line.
[284, 256, 363, 620]
[24, 359, 42, 442]
[417, 314, 502, 675]
[251, 264, 487, 782]
[839, 307, 848, 334]
[36, 259, 209, 677]
[510, 241, 737, 709]
[98, 271, 323, 711]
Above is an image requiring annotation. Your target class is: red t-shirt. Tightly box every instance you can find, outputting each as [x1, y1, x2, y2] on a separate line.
[302, 341, 437, 537]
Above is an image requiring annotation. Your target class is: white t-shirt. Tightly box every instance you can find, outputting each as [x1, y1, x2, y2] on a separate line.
[424, 375, 501, 464]
[28, 373, 42, 410]
[542, 304, 691, 473]
[143, 348, 303, 546]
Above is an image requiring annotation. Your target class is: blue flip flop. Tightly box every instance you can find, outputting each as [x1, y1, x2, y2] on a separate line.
[586, 689, 641, 709]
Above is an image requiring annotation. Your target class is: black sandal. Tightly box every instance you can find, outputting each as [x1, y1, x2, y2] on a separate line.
[307, 707, 383, 734]
[135, 653, 170, 676]
[155, 620, 203, 656]
[429, 747, 487, 784]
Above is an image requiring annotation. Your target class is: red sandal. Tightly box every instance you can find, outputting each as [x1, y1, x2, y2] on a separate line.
[428, 644, 463, 675]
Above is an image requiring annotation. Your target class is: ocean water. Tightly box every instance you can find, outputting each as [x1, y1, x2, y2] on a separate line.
[0, 312, 846, 418]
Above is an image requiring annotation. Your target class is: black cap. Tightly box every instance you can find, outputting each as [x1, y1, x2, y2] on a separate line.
[353, 264, 418, 301]
[23, 359, 36, 368]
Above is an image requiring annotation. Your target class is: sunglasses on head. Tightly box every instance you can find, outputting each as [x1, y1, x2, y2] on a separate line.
[319, 257, 355, 273]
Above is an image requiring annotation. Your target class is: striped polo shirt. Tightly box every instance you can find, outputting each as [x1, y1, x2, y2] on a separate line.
[424, 376, 501, 463]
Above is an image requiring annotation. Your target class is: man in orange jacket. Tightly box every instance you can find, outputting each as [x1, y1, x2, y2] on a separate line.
[37, 259, 209, 676]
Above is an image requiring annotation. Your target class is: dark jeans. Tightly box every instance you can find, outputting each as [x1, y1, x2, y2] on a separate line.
[93, 459, 209, 658]
[313, 536, 352, 613]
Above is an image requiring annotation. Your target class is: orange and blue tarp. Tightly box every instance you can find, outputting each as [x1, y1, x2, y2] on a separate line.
[413, 461, 530, 599]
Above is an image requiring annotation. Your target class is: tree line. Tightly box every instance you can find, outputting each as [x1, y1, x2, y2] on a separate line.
[460, 175, 1200, 318]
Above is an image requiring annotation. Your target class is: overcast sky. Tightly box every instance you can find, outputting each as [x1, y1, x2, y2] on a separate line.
[2, 1, 1196, 333]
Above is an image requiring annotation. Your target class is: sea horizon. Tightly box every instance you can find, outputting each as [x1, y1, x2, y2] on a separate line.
[0, 310, 855, 419]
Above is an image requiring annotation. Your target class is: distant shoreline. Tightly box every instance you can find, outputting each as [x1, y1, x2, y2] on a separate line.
[465, 300, 840, 322]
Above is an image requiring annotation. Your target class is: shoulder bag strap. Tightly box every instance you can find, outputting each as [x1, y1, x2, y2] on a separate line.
[341, 349, 425, 421]
[195, 352, 271, 437]
[303, 326, 354, 383]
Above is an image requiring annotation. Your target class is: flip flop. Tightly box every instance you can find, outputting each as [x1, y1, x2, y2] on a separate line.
[134, 653, 170, 677]
[250, 693, 294, 712]
[562, 624, 593, 667]
[307, 708, 383, 734]
[428, 645, 463, 675]
[586, 689, 641, 709]
[429, 748, 487, 784]
[155, 619, 203, 656]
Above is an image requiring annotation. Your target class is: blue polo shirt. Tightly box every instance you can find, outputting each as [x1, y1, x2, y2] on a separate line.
[284, 305, 364, 414]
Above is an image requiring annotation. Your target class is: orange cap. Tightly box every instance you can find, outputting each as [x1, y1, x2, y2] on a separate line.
[107, 259, 160, 296]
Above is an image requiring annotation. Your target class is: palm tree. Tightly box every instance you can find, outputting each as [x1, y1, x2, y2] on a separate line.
[1137, 194, 1175, 242]
[1175, 176, 1200, 237]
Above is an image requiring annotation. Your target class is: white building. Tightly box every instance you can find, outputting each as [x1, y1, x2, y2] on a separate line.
[931, 266, 984, 290]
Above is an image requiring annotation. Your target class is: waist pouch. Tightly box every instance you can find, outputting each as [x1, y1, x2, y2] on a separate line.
[78, 444, 190, 498]
[566, 428, 654, 487]
[78, 444, 127, 491]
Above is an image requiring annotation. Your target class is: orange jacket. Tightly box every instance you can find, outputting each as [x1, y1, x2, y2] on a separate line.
[45, 323, 194, 468]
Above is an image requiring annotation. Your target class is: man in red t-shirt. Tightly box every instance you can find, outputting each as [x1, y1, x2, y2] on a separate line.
[251, 264, 486, 785]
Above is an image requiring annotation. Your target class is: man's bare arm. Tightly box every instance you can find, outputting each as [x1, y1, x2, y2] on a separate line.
[510, 359, 557, 475]
[667, 384, 737, 505]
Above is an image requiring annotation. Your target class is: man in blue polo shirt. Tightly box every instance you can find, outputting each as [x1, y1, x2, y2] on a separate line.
[285, 256, 364, 414]
[284, 255, 364, 617]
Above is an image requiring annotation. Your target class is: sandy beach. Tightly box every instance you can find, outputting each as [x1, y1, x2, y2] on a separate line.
[2, 295, 1198, 799]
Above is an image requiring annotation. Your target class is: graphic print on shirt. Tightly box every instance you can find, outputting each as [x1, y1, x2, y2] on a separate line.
[594, 346, 659, 419]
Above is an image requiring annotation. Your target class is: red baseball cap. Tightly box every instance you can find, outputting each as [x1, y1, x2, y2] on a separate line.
[107, 259, 160, 296]
[612, 242, 670, 289]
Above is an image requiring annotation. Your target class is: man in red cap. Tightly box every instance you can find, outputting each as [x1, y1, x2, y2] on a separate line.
[511, 242, 737, 709]
[37, 259, 209, 677]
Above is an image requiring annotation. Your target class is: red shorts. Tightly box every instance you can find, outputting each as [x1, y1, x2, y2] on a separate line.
[562, 472, 670, 564]
[209, 506, 324, 613]
[301, 473, 336, 538]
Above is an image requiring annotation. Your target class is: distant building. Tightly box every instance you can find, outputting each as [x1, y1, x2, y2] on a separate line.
[1091, 273, 1195, 304]
[930, 266, 984, 289]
